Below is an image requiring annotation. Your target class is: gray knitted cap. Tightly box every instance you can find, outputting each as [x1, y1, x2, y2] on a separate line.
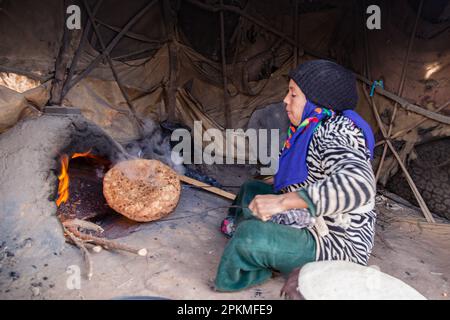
[288, 59, 358, 111]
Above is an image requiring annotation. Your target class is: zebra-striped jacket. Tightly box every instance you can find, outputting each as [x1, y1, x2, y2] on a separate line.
[280, 114, 377, 266]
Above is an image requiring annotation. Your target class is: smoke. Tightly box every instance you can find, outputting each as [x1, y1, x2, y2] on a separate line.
[122, 119, 186, 175]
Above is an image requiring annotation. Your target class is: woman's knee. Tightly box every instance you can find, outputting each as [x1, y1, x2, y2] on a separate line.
[233, 220, 271, 248]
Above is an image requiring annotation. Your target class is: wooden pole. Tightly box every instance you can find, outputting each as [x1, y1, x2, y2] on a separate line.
[362, 87, 435, 223]
[219, 0, 232, 128]
[179, 175, 236, 200]
[161, 0, 178, 122]
[375, 99, 450, 146]
[82, 0, 144, 133]
[185, 0, 450, 125]
[63, 0, 159, 97]
[61, 0, 103, 102]
[375, 0, 424, 181]
[293, 0, 299, 67]
[50, 0, 76, 105]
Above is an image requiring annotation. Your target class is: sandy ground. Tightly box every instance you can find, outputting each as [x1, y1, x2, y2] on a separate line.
[1, 181, 449, 300]
[0, 117, 448, 300]
[0, 186, 285, 300]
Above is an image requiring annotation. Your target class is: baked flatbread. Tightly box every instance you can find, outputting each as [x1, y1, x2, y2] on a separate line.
[103, 159, 181, 222]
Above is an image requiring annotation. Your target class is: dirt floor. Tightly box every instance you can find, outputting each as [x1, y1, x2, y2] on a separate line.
[0, 165, 448, 300]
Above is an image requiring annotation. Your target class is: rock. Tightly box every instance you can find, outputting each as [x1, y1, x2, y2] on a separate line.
[31, 287, 40, 297]
[92, 246, 103, 253]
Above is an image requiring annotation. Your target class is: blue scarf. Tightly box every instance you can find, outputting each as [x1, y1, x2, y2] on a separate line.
[274, 100, 375, 192]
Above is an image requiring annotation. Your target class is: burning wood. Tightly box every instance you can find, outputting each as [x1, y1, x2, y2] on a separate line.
[56, 150, 106, 207]
[55, 151, 150, 280]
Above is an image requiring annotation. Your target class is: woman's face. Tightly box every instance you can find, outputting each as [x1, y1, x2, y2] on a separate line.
[283, 79, 307, 126]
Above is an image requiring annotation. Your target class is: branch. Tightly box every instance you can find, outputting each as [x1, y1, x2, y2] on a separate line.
[357, 76, 450, 125]
[65, 224, 148, 256]
[64, 226, 94, 280]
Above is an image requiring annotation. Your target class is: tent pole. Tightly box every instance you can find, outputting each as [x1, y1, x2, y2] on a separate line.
[161, 0, 178, 122]
[186, 0, 450, 125]
[61, 0, 103, 102]
[62, 0, 159, 97]
[220, 0, 231, 128]
[362, 87, 435, 223]
[375, 0, 424, 182]
[293, 0, 299, 67]
[50, 0, 76, 105]
[82, 0, 145, 135]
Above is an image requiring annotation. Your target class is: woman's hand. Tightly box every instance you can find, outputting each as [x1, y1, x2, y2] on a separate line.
[280, 268, 303, 300]
[248, 192, 308, 221]
[248, 194, 287, 221]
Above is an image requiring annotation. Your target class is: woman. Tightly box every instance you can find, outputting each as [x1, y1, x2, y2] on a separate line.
[215, 59, 377, 292]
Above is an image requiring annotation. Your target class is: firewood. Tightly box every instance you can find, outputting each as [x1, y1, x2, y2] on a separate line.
[63, 227, 94, 280]
[63, 219, 104, 233]
[66, 226, 148, 257]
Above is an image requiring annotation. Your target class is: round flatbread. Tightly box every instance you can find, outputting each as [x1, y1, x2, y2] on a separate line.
[103, 159, 181, 222]
[298, 261, 426, 300]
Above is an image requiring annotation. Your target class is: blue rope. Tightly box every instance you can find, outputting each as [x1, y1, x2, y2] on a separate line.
[370, 80, 384, 97]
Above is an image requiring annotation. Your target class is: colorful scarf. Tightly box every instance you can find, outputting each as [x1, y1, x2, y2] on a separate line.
[283, 108, 334, 150]
[274, 100, 375, 192]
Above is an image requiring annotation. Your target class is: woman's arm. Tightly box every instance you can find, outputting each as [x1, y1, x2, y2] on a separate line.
[248, 192, 307, 221]
[298, 124, 376, 217]
[249, 121, 376, 220]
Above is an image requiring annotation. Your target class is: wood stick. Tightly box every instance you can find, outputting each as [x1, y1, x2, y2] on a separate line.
[161, 0, 178, 122]
[184, 0, 450, 125]
[179, 175, 236, 200]
[362, 87, 435, 223]
[219, 0, 232, 128]
[64, 227, 94, 280]
[82, 0, 145, 134]
[375, 0, 424, 182]
[94, 18, 164, 44]
[63, 0, 158, 96]
[293, 0, 299, 68]
[63, 219, 104, 233]
[61, 0, 103, 101]
[50, 0, 76, 105]
[375, 99, 450, 146]
[357, 75, 450, 125]
[66, 226, 148, 256]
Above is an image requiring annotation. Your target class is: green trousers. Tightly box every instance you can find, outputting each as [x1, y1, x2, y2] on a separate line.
[215, 180, 316, 292]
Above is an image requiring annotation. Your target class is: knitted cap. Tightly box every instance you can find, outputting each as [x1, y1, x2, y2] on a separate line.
[288, 60, 358, 111]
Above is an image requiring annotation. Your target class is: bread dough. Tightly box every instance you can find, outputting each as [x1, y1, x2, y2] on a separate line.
[298, 261, 426, 300]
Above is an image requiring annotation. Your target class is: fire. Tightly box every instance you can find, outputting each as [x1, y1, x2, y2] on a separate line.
[72, 150, 98, 160]
[56, 154, 70, 207]
[56, 150, 104, 207]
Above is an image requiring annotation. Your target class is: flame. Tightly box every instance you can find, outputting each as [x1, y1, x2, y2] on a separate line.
[56, 154, 70, 207]
[56, 150, 104, 207]
[72, 149, 95, 159]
